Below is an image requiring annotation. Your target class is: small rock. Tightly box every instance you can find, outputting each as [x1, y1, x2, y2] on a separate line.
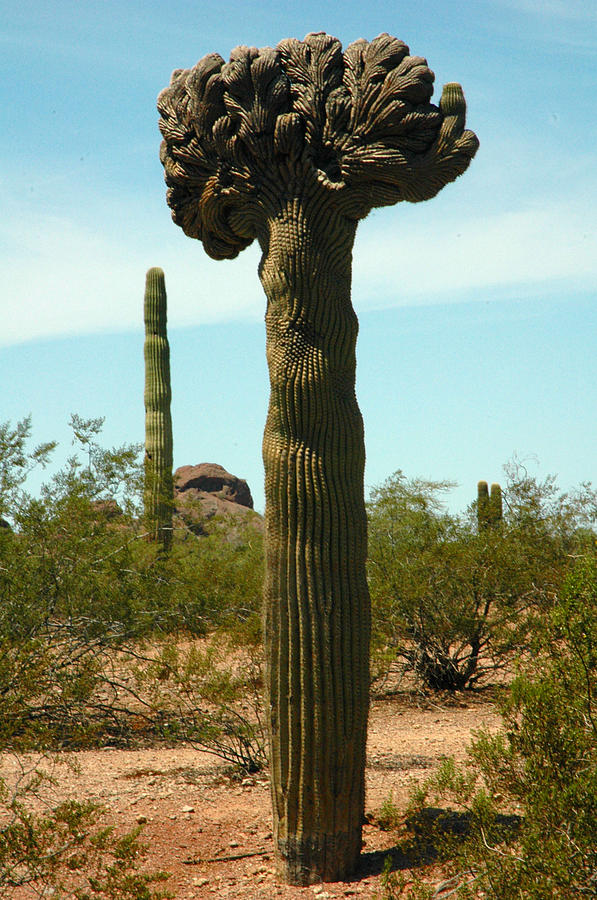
[136, 815, 147, 825]
[229, 840, 239, 848]
[181, 804, 195, 813]
[193, 877, 209, 886]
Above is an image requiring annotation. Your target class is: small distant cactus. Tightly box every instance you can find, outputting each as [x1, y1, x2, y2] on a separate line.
[143, 267, 173, 551]
[489, 482, 502, 526]
[477, 480, 502, 530]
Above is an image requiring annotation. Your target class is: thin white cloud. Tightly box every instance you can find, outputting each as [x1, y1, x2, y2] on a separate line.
[0, 209, 264, 347]
[2, 189, 596, 347]
[354, 198, 597, 309]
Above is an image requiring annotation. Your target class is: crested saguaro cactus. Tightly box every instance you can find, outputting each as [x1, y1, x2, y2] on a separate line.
[143, 267, 173, 552]
[158, 32, 478, 884]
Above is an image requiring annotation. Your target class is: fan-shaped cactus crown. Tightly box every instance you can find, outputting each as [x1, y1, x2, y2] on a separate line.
[158, 32, 479, 259]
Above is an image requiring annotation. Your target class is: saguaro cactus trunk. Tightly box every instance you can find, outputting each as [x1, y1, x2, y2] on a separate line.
[158, 31, 478, 883]
[143, 267, 173, 552]
[261, 194, 368, 880]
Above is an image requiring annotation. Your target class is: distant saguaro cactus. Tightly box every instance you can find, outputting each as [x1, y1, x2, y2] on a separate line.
[489, 481, 503, 525]
[477, 480, 490, 531]
[158, 32, 478, 884]
[143, 267, 173, 551]
[477, 480, 502, 530]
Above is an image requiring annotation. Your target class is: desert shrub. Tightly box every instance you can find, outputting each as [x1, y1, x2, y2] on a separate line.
[128, 637, 267, 773]
[0, 418, 164, 750]
[367, 466, 595, 692]
[0, 416, 265, 771]
[0, 762, 170, 899]
[167, 518, 264, 640]
[0, 417, 56, 523]
[376, 793, 403, 832]
[403, 552, 597, 898]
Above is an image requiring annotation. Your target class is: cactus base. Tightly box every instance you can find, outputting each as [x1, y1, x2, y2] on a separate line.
[277, 828, 362, 885]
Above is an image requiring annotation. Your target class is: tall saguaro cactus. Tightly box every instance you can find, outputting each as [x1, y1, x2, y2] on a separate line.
[158, 32, 478, 884]
[143, 267, 173, 552]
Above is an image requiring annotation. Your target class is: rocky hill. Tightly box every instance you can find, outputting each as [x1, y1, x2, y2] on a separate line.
[173, 463, 262, 535]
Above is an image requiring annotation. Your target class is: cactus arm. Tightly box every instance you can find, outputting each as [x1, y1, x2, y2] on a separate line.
[477, 480, 490, 531]
[490, 482, 503, 526]
[477, 480, 502, 530]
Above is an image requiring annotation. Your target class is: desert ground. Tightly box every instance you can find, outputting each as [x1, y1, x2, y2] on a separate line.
[1, 690, 501, 899]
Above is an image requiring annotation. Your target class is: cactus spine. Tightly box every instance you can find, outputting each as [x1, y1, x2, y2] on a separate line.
[143, 267, 173, 551]
[477, 480, 502, 530]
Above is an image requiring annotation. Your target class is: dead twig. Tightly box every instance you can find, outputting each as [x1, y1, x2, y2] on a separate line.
[183, 849, 268, 865]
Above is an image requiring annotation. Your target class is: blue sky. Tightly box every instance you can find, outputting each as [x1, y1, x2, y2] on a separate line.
[1, 0, 596, 514]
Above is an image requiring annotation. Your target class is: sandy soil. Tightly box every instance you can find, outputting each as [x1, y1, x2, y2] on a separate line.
[1, 692, 500, 899]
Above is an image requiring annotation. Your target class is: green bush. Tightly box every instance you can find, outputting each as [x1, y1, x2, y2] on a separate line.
[0, 763, 170, 899]
[367, 466, 595, 692]
[403, 552, 597, 897]
[0, 416, 265, 767]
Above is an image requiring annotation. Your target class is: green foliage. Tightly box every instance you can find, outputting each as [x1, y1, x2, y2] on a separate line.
[130, 638, 266, 773]
[0, 764, 170, 899]
[367, 465, 595, 692]
[376, 856, 435, 900]
[0, 416, 264, 768]
[0, 417, 55, 523]
[403, 553, 597, 897]
[0, 414, 268, 892]
[377, 794, 403, 831]
[168, 518, 264, 642]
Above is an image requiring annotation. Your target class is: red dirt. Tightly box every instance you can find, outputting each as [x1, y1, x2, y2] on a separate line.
[1, 693, 500, 899]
